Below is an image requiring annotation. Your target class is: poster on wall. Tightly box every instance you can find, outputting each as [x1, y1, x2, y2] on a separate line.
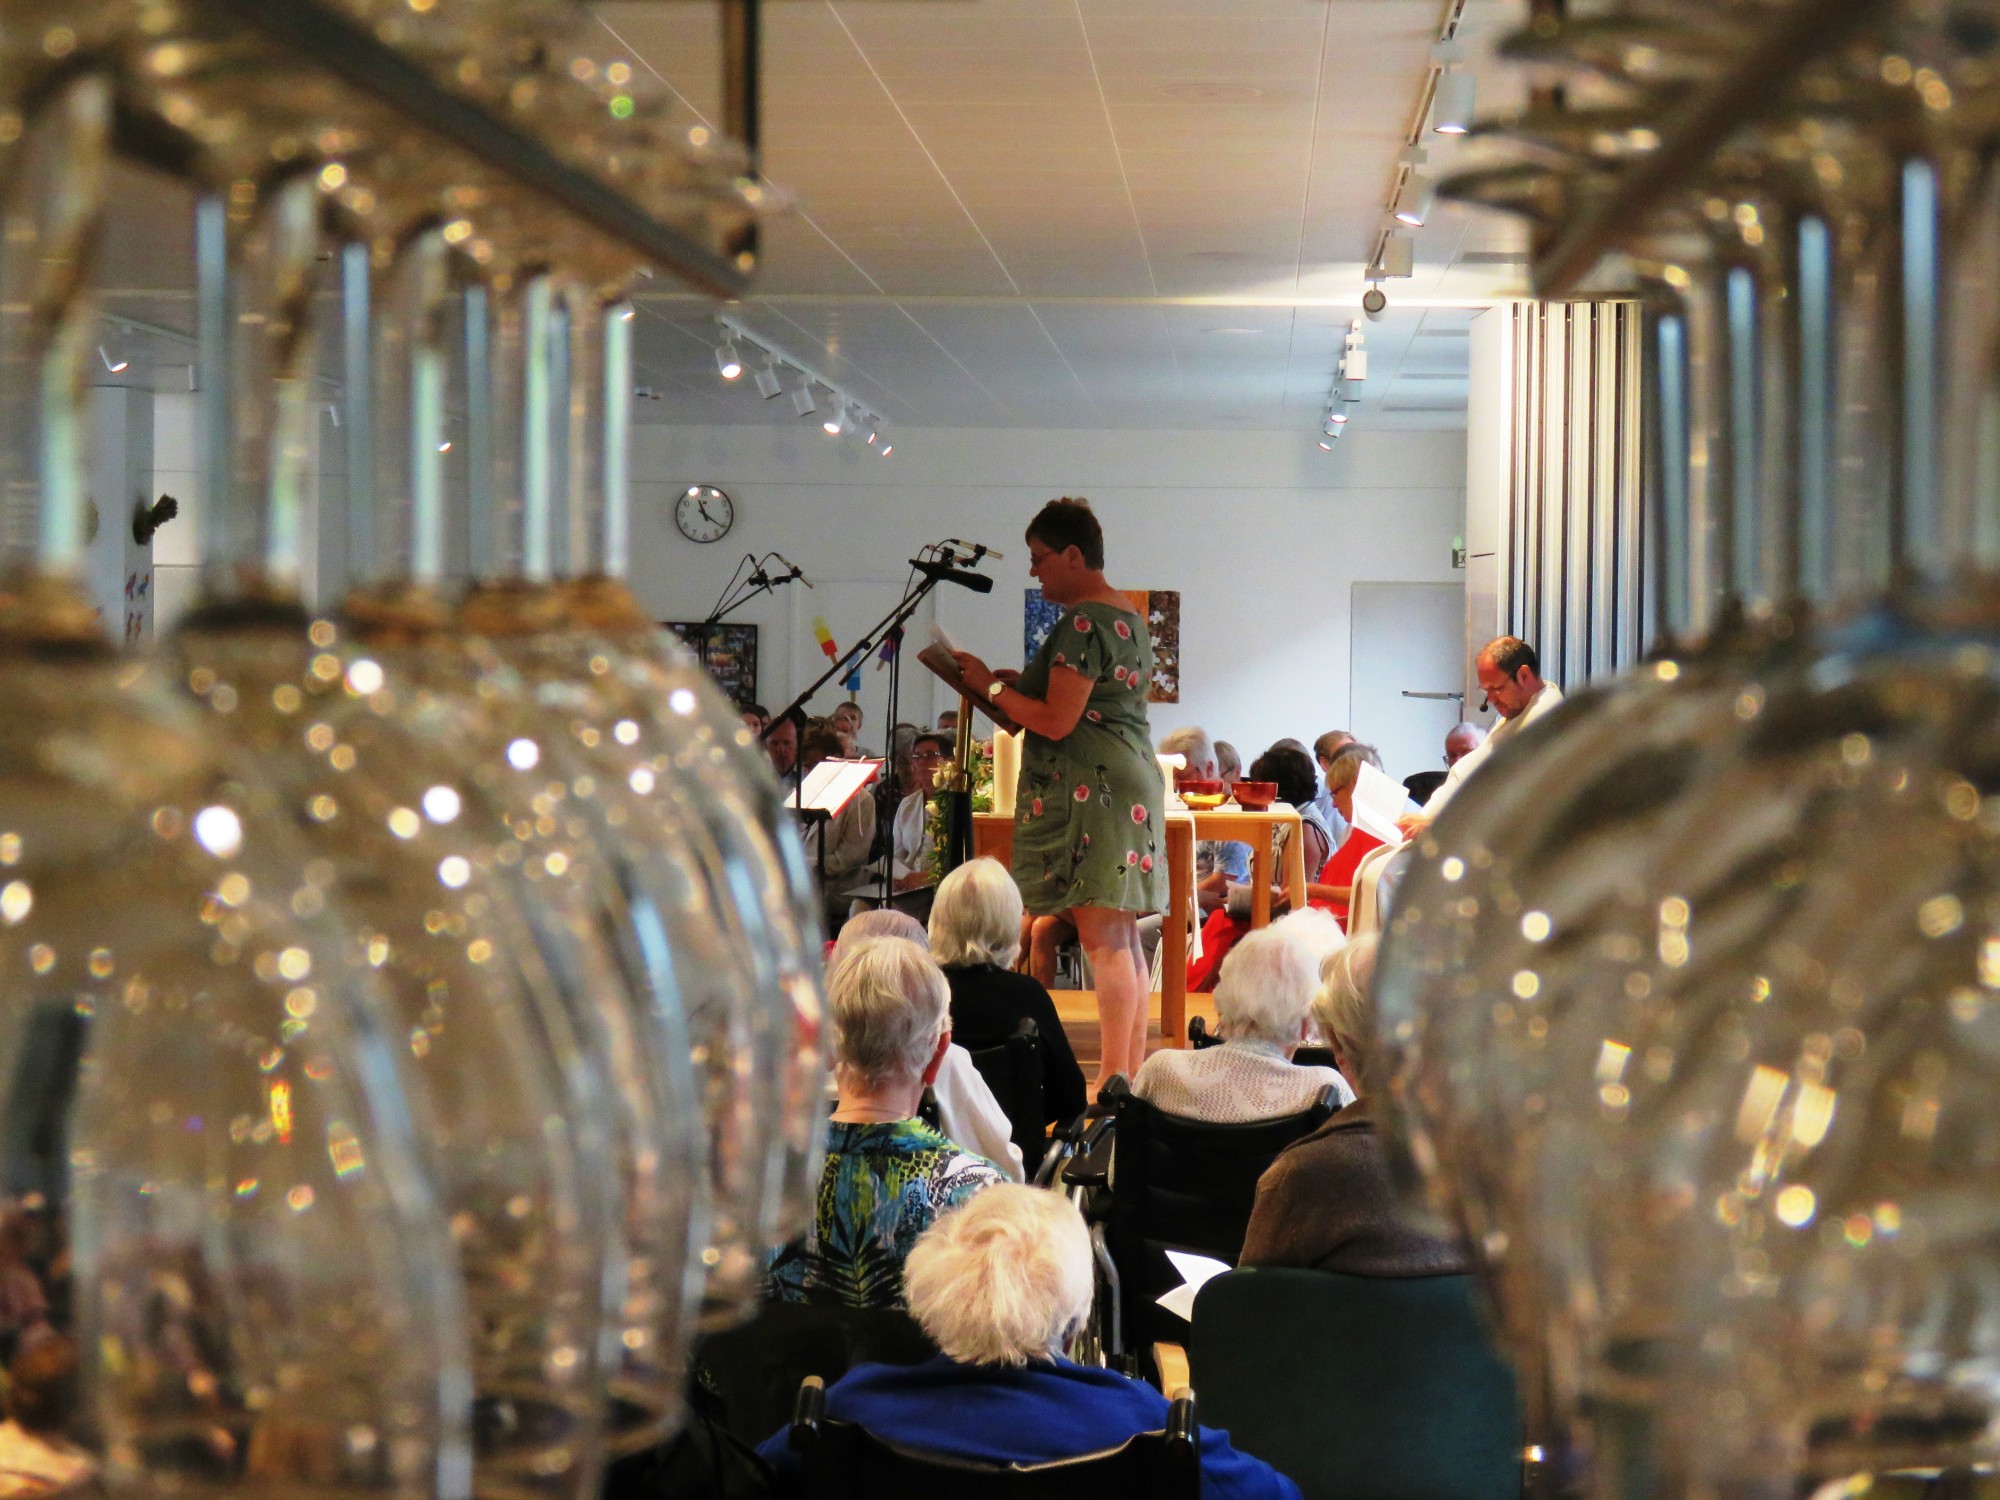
[1024, 588, 1180, 703]
[665, 621, 759, 707]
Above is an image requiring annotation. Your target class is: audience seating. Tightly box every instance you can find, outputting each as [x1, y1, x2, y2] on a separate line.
[1063, 1075, 1339, 1374]
[786, 1373, 1201, 1499]
[964, 1016, 1050, 1176]
[1187, 1268, 1523, 1500]
[1186, 1015, 1337, 1070]
[697, 1301, 937, 1446]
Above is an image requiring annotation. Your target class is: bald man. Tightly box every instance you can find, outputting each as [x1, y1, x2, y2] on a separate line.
[1397, 637, 1563, 840]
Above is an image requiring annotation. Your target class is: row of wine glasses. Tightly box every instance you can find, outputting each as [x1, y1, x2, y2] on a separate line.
[0, 7, 818, 1500]
[1382, 2, 2000, 1497]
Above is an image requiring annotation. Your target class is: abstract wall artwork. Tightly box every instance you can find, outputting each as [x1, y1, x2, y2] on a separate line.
[665, 621, 759, 707]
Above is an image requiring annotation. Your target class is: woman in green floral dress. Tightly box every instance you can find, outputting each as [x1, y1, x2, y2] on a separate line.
[951, 499, 1163, 1090]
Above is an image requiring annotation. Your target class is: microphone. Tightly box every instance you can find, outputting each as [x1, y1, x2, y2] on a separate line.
[910, 557, 995, 593]
[943, 538, 1006, 561]
[770, 552, 813, 588]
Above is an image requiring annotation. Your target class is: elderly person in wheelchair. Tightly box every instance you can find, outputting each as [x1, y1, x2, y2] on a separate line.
[1132, 913, 1354, 1123]
[767, 936, 1005, 1308]
[1240, 934, 1466, 1276]
[757, 1184, 1300, 1498]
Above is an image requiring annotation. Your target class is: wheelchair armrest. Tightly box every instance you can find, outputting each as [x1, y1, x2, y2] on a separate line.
[1308, 1082, 1341, 1121]
[1061, 1117, 1116, 1189]
[788, 1374, 826, 1452]
[1165, 1390, 1200, 1486]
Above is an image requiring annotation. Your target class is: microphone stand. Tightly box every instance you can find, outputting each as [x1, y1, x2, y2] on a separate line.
[764, 544, 992, 909]
[687, 552, 803, 679]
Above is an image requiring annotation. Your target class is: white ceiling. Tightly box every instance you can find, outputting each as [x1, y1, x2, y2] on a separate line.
[599, 0, 1533, 432]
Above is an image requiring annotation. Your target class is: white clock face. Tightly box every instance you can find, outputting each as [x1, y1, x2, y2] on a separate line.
[676, 484, 734, 543]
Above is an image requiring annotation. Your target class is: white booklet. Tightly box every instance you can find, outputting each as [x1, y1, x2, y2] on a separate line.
[787, 757, 882, 816]
[1154, 1249, 1232, 1323]
[1351, 760, 1411, 847]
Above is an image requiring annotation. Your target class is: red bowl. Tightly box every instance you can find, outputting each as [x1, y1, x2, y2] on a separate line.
[1176, 777, 1223, 797]
[1232, 780, 1278, 810]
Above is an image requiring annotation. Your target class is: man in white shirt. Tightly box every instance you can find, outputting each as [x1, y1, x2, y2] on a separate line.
[1399, 635, 1565, 839]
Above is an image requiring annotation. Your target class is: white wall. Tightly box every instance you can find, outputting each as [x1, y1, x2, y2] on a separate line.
[629, 425, 1467, 761]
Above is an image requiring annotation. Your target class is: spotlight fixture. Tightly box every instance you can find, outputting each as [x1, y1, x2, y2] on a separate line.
[1374, 231, 1415, 279]
[753, 359, 782, 398]
[1317, 438, 1336, 451]
[715, 338, 743, 380]
[1329, 411, 1351, 425]
[1432, 70, 1476, 134]
[790, 381, 817, 418]
[878, 443, 893, 457]
[97, 345, 128, 374]
[438, 440, 452, 453]
[1395, 172, 1436, 228]
[865, 425, 880, 446]
[1362, 286, 1389, 318]
[821, 404, 848, 437]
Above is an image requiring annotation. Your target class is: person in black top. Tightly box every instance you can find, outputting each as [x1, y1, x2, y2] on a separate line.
[927, 858, 1089, 1172]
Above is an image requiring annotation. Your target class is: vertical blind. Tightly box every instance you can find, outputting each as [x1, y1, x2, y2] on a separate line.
[1496, 300, 1649, 689]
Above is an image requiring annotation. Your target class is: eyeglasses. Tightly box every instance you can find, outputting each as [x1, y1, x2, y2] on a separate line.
[909, 749, 944, 761]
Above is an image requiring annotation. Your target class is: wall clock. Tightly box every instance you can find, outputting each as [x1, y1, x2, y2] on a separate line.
[676, 483, 734, 543]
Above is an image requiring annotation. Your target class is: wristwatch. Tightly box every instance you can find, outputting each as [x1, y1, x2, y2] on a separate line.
[987, 679, 1006, 701]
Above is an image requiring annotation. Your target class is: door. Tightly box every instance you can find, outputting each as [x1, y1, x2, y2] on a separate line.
[1348, 582, 1466, 786]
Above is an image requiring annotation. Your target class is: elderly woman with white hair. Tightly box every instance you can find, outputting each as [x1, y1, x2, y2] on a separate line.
[833, 911, 1026, 1181]
[930, 859, 1088, 1169]
[755, 1185, 1301, 1499]
[1240, 934, 1465, 1276]
[1131, 910, 1355, 1123]
[767, 936, 1004, 1308]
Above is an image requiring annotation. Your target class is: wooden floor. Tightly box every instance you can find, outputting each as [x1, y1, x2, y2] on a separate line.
[1051, 989, 1217, 1077]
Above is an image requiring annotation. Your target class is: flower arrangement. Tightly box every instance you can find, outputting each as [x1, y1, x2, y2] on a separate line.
[924, 738, 994, 884]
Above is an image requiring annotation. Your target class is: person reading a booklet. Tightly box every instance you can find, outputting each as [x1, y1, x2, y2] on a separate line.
[940, 498, 1163, 1094]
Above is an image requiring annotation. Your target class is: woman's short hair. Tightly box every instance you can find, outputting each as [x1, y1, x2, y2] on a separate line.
[1249, 743, 1317, 810]
[1323, 742, 1379, 796]
[1157, 726, 1216, 778]
[1314, 933, 1379, 1082]
[801, 723, 844, 764]
[929, 858, 1024, 968]
[904, 1185, 1092, 1366]
[1213, 925, 1319, 1045]
[1272, 906, 1347, 975]
[1025, 497, 1105, 570]
[832, 908, 929, 967]
[827, 936, 951, 1086]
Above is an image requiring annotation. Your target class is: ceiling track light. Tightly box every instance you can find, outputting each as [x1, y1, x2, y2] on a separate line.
[1394, 172, 1436, 228]
[1432, 69, 1476, 135]
[753, 360, 782, 399]
[97, 344, 128, 374]
[822, 402, 849, 437]
[715, 337, 743, 380]
[790, 381, 817, 418]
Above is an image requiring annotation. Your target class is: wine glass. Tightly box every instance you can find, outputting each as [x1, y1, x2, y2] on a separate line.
[0, 72, 475, 1500]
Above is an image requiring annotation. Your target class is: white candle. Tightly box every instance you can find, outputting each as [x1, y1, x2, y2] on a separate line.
[992, 729, 1021, 818]
[1157, 753, 1186, 809]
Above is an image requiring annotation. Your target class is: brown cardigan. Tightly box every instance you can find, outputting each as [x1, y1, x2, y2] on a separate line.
[1239, 1100, 1468, 1277]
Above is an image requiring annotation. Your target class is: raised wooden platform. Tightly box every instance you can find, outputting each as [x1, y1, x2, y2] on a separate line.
[1049, 989, 1218, 1075]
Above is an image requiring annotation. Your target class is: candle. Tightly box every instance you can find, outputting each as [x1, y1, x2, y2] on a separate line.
[1157, 753, 1186, 809]
[992, 730, 1021, 818]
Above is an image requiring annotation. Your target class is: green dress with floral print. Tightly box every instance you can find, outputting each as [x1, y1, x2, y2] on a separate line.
[1011, 599, 1164, 916]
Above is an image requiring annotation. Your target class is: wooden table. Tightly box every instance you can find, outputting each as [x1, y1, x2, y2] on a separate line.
[1187, 803, 1308, 929]
[972, 809, 1197, 1048]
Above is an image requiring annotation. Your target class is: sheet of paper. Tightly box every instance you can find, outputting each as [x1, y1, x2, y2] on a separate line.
[787, 758, 881, 815]
[1154, 1249, 1232, 1322]
[926, 619, 963, 656]
[1351, 760, 1411, 847]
